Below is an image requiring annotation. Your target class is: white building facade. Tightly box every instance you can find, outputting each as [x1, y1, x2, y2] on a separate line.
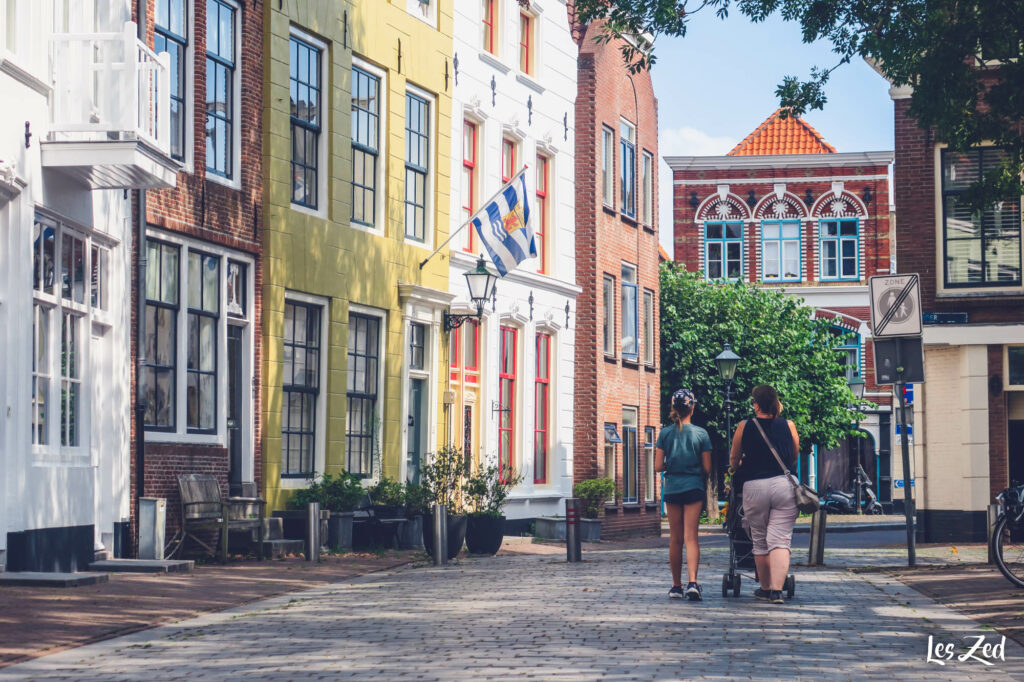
[448, 0, 579, 523]
[0, 0, 176, 570]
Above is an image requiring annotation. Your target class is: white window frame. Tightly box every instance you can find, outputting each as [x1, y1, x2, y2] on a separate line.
[143, 229, 254, 446]
[280, 290, 329, 488]
[153, 0, 196, 171]
[644, 426, 656, 502]
[602, 273, 615, 356]
[622, 406, 639, 504]
[400, 310, 438, 484]
[642, 288, 654, 366]
[403, 83, 436, 250]
[350, 56, 388, 235]
[204, 0, 242, 189]
[641, 150, 654, 226]
[619, 118, 637, 218]
[621, 262, 638, 361]
[288, 26, 328, 218]
[601, 126, 614, 207]
[346, 302, 387, 479]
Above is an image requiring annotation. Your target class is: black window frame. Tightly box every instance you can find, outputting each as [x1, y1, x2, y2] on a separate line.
[351, 66, 380, 227]
[289, 35, 322, 209]
[186, 250, 220, 434]
[346, 312, 381, 478]
[154, 0, 188, 162]
[941, 147, 1022, 288]
[282, 300, 322, 478]
[409, 321, 426, 370]
[404, 92, 430, 242]
[204, 0, 236, 179]
[144, 239, 180, 432]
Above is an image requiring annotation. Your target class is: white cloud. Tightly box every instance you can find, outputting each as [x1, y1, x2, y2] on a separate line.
[657, 127, 739, 256]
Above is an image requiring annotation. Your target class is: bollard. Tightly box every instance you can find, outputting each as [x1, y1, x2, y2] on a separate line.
[432, 503, 448, 567]
[306, 502, 320, 562]
[565, 498, 582, 563]
[807, 509, 827, 566]
[987, 503, 1000, 565]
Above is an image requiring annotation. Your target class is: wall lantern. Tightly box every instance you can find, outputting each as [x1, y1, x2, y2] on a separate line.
[445, 256, 497, 331]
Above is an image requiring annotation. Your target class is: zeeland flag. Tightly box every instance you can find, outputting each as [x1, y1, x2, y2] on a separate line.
[471, 169, 536, 277]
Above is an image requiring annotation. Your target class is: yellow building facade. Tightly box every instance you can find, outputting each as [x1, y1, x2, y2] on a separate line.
[262, 0, 453, 509]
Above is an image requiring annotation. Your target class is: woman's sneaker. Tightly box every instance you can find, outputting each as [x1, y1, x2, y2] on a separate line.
[754, 588, 771, 601]
[668, 585, 685, 599]
[685, 582, 703, 601]
[770, 590, 784, 604]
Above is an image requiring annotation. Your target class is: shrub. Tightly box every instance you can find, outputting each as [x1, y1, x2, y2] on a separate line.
[368, 477, 405, 507]
[573, 478, 615, 519]
[421, 445, 467, 513]
[404, 482, 431, 518]
[465, 465, 523, 517]
[288, 472, 365, 513]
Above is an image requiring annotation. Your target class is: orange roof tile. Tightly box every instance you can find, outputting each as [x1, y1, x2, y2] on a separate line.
[658, 245, 671, 263]
[728, 109, 837, 156]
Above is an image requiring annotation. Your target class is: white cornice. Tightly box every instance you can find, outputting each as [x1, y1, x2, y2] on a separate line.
[451, 250, 581, 298]
[397, 282, 456, 309]
[665, 151, 894, 172]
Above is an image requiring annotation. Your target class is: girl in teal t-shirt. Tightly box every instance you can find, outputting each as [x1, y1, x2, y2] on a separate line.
[655, 388, 712, 601]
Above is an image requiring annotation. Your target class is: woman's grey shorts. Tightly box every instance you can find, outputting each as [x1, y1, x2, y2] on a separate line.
[741, 475, 798, 555]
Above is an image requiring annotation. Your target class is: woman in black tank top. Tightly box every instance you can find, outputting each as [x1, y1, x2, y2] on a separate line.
[728, 385, 801, 604]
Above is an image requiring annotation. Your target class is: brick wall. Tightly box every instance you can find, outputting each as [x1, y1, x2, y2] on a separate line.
[573, 19, 661, 538]
[129, 0, 264, 540]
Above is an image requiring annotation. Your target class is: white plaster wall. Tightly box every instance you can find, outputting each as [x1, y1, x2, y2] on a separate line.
[449, 0, 578, 519]
[0, 0, 133, 560]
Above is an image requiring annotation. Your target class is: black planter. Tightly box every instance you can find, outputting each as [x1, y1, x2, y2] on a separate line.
[352, 519, 398, 549]
[372, 504, 406, 520]
[465, 515, 505, 555]
[422, 513, 467, 560]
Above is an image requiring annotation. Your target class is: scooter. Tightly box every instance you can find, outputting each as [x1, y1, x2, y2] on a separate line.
[821, 487, 857, 514]
[856, 465, 884, 515]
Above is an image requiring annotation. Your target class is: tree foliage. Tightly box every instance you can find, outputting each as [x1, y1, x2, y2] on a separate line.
[659, 264, 864, 458]
[575, 0, 1024, 205]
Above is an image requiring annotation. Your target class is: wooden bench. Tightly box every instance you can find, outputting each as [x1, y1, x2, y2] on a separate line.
[176, 474, 265, 562]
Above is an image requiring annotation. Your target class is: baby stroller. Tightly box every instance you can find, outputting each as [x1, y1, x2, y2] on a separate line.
[721, 481, 795, 598]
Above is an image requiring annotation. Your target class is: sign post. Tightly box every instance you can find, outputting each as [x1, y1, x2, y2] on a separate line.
[869, 274, 923, 567]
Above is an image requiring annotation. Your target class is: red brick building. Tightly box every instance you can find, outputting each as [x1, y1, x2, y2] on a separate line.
[572, 15, 661, 538]
[131, 0, 263, 539]
[667, 110, 895, 506]
[889, 76, 1024, 541]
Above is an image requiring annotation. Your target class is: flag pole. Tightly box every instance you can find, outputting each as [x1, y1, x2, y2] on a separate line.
[418, 165, 529, 270]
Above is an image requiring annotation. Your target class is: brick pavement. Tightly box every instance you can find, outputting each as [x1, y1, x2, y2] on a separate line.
[3, 545, 1022, 681]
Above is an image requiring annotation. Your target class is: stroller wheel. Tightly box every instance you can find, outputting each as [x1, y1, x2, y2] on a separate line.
[785, 574, 795, 598]
[731, 573, 742, 598]
[721, 574, 730, 598]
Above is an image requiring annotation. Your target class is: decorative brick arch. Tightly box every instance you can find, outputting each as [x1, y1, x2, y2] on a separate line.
[811, 190, 868, 219]
[752, 191, 808, 220]
[815, 308, 864, 331]
[695, 191, 750, 223]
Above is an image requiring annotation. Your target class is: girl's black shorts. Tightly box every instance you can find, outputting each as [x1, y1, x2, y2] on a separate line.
[663, 489, 705, 506]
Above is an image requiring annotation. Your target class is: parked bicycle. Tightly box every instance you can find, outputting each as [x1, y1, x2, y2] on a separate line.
[991, 483, 1024, 588]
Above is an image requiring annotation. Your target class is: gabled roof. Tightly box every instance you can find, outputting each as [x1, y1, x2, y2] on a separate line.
[658, 245, 671, 263]
[728, 109, 837, 156]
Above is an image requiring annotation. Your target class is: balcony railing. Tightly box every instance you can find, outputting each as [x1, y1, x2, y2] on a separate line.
[49, 21, 171, 157]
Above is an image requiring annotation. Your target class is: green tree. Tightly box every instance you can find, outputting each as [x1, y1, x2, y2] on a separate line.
[659, 264, 864, 463]
[574, 0, 1024, 204]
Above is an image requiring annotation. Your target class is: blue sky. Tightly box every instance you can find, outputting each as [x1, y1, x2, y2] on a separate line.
[650, 10, 895, 254]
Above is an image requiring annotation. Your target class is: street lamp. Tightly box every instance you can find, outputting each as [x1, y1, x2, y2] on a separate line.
[848, 376, 866, 402]
[444, 256, 497, 331]
[715, 344, 741, 493]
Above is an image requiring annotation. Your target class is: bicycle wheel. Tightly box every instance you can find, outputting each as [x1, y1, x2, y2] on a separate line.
[992, 514, 1024, 589]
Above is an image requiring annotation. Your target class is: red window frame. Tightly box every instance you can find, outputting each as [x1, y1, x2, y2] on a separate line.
[534, 333, 550, 484]
[535, 155, 548, 274]
[481, 0, 496, 55]
[464, 319, 479, 373]
[462, 120, 477, 252]
[449, 325, 460, 381]
[519, 12, 531, 75]
[499, 326, 517, 482]
[502, 138, 516, 183]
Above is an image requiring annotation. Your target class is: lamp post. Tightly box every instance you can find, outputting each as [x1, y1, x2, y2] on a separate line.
[848, 376, 866, 514]
[715, 344, 741, 486]
[444, 256, 497, 331]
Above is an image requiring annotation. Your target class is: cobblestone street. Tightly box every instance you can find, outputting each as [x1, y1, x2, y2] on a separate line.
[3, 545, 1022, 681]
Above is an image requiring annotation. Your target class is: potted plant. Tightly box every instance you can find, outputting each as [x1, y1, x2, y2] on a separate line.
[420, 444, 468, 560]
[286, 472, 364, 550]
[572, 477, 613, 542]
[368, 477, 405, 519]
[399, 481, 429, 550]
[464, 464, 523, 555]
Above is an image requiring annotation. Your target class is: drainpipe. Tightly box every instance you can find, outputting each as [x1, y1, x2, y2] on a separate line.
[134, 0, 147, 558]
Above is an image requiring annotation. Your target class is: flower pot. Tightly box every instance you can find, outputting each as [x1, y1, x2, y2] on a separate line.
[352, 519, 398, 549]
[465, 515, 505, 555]
[534, 516, 602, 542]
[372, 504, 405, 520]
[581, 518, 602, 542]
[421, 513, 467, 560]
[326, 512, 354, 550]
[397, 515, 424, 550]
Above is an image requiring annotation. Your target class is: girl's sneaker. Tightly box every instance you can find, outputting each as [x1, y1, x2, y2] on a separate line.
[685, 582, 703, 601]
[754, 588, 771, 601]
[668, 585, 685, 599]
[770, 590, 784, 604]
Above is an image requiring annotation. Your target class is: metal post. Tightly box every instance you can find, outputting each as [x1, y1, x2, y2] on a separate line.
[432, 503, 448, 567]
[808, 509, 827, 566]
[896, 372, 916, 567]
[987, 503, 1000, 564]
[565, 498, 582, 563]
[306, 502, 320, 562]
